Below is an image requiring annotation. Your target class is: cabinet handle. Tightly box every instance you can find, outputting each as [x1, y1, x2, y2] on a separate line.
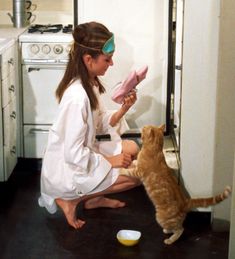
[10, 146, 16, 155]
[8, 58, 14, 65]
[9, 85, 15, 92]
[10, 111, 16, 119]
[29, 128, 49, 134]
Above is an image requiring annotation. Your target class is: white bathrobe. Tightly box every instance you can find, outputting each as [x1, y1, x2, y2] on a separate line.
[39, 79, 126, 214]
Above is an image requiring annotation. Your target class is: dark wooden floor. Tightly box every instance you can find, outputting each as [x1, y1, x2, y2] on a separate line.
[0, 159, 230, 259]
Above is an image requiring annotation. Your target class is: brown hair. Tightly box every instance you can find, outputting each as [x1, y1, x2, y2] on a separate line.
[55, 21, 113, 110]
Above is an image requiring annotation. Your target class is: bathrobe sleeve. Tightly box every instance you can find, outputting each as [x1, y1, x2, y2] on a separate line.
[96, 96, 129, 136]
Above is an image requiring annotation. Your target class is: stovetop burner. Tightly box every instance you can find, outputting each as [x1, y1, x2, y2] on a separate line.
[28, 24, 73, 34]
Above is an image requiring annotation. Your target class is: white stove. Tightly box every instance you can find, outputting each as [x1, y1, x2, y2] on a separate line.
[19, 24, 73, 158]
[19, 31, 73, 43]
[19, 24, 73, 64]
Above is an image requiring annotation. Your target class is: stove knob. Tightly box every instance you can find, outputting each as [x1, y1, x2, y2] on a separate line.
[42, 44, 51, 54]
[30, 44, 40, 54]
[53, 44, 63, 54]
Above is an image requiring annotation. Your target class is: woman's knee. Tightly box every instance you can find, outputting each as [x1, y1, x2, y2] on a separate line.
[122, 140, 139, 157]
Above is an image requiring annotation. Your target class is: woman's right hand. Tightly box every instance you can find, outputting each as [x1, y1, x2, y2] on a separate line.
[105, 153, 132, 168]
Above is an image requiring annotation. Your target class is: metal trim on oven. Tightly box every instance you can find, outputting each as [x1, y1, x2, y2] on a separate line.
[29, 128, 49, 134]
[26, 65, 67, 73]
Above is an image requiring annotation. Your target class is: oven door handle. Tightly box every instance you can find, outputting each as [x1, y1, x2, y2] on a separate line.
[27, 66, 66, 73]
[29, 128, 49, 134]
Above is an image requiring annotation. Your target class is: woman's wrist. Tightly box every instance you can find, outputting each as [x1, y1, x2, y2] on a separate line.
[120, 104, 130, 113]
[110, 107, 126, 126]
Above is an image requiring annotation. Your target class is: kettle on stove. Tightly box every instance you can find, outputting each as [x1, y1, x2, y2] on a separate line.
[7, 0, 36, 28]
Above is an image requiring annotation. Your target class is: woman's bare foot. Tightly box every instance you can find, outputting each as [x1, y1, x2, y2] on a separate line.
[84, 196, 126, 209]
[55, 198, 85, 229]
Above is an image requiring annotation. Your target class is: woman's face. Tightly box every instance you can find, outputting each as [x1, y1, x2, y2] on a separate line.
[85, 53, 114, 78]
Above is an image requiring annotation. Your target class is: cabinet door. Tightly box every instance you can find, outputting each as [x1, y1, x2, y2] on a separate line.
[0, 43, 17, 181]
[3, 97, 16, 147]
[3, 98, 17, 180]
[1, 45, 15, 81]
[2, 70, 16, 108]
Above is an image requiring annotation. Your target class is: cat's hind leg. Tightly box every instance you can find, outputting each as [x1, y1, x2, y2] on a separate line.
[163, 229, 173, 234]
[164, 228, 184, 245]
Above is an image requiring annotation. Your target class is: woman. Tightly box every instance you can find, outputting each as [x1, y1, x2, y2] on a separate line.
[39, 21, 140, 229]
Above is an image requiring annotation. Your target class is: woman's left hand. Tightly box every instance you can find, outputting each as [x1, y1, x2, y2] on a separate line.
[122, 90, 137, 109]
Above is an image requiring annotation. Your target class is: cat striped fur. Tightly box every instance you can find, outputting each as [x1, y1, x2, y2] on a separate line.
[120, 125, 231, 245]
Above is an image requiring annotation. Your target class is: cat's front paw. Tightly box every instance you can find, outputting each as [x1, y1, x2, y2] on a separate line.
[128, 160, 138, 169]
[119, 167, 135, 176]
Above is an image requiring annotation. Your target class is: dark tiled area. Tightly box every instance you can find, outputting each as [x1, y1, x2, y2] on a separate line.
[0, 159, 230, 259]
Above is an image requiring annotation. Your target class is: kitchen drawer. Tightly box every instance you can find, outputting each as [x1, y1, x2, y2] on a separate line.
[2, 71, 16, 108]
[1, 45, 15, 81]
[3, 97, 17, 147]
[23, 125, 50, 158]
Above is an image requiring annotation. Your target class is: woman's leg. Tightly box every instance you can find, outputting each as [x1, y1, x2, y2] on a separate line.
[84, 174, 140, 209]
[122, 139, 140, 159]
[55, 175, 140, 229]
[56, 139, 140, 229]
[55, 198, 85, 229]
[84, 141, 140, 211]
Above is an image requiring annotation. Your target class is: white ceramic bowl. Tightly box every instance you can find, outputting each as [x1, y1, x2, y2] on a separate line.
[116, 230, 141, 246]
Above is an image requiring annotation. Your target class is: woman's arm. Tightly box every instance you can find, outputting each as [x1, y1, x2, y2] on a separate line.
[109, 90, 137, 127]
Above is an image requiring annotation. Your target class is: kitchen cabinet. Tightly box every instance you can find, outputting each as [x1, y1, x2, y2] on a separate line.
[0, 41, 17, 181]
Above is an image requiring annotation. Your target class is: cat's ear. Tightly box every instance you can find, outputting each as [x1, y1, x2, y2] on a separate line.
[142, 125, 154, 140]
[159, 124, 165, 133]
[146, 126, 155, 139]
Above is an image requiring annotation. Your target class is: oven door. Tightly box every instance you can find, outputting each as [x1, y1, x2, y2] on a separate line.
[22, 64, 66, 158]
[22, 65, 65, 124]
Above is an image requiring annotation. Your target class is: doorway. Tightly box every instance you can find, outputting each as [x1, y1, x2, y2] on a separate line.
[166, 0, 184, 165]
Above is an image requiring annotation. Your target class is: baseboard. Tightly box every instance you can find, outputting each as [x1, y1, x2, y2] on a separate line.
[185, 211, 212, 225]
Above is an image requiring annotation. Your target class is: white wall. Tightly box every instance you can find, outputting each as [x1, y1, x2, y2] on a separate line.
[0, 0, 73, 25]
[1, 0, 169, 128]
[77, 0, 169, 129]
[180, 0, 234, 220]
[213, 0, 235, 222]
[229, 152, 235, 258]
[180, 0, 220, 198]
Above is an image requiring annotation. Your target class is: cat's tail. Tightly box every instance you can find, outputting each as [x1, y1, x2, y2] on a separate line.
[185, 186, 231, 211]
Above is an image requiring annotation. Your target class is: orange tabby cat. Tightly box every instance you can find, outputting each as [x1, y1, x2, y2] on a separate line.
[120, 125, 231, 245]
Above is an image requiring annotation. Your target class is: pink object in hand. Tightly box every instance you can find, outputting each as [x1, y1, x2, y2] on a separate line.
[111, 65, 148, 104]
[136, 65, 148, 82]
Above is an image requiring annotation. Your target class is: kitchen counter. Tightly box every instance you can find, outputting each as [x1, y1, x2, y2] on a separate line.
[0, 38, 14, 54]
[0, 25, 27, 54]
[0, 24, 27, 38]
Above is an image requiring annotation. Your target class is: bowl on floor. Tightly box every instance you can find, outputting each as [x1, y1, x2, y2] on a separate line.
[116, 229, 141, 246]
